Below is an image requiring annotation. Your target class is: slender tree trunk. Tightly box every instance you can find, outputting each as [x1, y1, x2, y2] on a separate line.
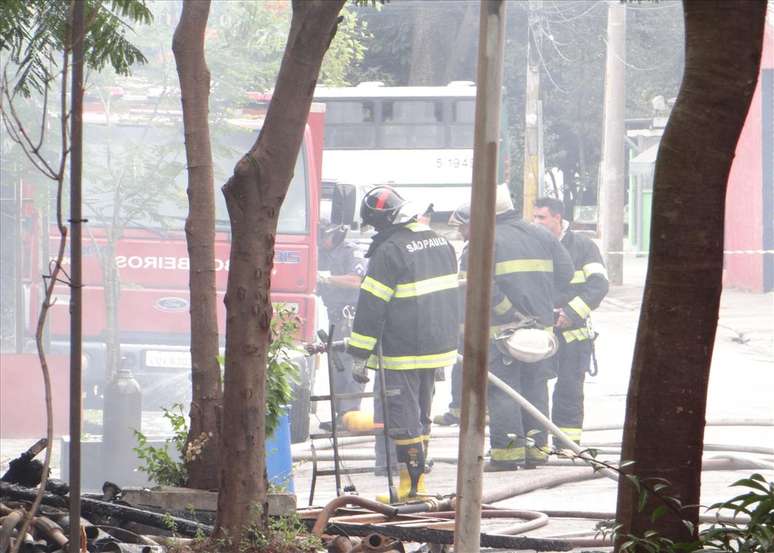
[172, 0, 222, 491]
[103, 236, 121, 381]
[215, 0, 345, 542]
[614, 1, 767, 548]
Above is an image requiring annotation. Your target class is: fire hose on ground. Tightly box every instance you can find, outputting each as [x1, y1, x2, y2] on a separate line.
[304, 375, 771, 549]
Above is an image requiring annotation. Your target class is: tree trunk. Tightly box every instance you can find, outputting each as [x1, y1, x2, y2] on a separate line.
[614, 1, 767, 548]
[408, 5, 441, 86]
[214, 0, 345, 542]
[102, 235, 121, 382]
[172, 0, 222, 491]
[443, 2, 478, 84]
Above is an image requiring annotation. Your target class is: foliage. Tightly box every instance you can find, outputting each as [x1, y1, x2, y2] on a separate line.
[265, 306, 302, 437]
[133, 403, 190, 487]
[699, 474, 774, 553]
[599, 474, 774, 553]
[207, 0, 370, 100]
[565, 446, 774, 552]
[213, 305, 302, 438]
[243, 511, 323, 553]
[0, 0, 152, 97]
[167, 510, 322, 553]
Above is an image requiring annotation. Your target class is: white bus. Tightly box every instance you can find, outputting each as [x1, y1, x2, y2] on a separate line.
[313, 82, 508, 215]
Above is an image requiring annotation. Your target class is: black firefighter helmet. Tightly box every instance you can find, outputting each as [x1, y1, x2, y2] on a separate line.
[360, 185, 407, 231]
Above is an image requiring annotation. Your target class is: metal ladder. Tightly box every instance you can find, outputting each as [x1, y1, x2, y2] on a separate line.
[307, 326, 400, 505]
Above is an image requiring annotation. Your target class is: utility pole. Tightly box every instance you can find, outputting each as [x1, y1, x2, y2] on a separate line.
[453, 2, 506, 552]
[68, 1, 85, 551]
[599, 0, 626, 285]
[522, 0, 542, 219]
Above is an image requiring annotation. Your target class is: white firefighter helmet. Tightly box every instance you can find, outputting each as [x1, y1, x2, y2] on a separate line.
[495, 325, 558, 363]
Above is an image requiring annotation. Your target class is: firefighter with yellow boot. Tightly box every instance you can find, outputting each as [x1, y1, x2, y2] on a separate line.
[472, 186, 573, 471]
[347, 185, 459, 502]
[533, 197, 609, 445]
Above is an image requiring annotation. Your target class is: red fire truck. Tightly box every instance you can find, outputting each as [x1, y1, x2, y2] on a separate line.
[15, 93, 325, 443]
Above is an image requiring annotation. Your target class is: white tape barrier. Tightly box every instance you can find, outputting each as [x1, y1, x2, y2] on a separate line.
[605, 250, 774, 256]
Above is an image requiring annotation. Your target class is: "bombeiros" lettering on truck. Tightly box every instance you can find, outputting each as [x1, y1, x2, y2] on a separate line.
[112, 251, 301, 271]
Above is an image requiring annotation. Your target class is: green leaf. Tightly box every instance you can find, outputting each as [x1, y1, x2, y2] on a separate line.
[651, 505, 668, 522]
[730, 475, 770, 494]
[638, 489, 649, 513]
[626, 474, 642, 494]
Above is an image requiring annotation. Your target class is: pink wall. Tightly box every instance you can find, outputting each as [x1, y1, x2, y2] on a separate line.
[724, 23, 773, 292]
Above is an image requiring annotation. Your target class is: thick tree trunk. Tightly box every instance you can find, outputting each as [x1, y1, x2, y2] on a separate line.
[443, 2, 478, 84]
[614, 1, 767, 549]
[172, 0, 222, 491]
[214, 0, 345, 542]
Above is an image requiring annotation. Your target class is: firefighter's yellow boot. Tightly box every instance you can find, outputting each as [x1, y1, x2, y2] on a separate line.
[376, 468, 429, 503]
[376, 443, 430, 503]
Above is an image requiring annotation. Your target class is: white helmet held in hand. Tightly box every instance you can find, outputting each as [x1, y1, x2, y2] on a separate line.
[495, 325, 558, 363]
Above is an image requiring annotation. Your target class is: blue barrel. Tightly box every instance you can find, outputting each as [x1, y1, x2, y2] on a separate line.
[265, 408, 294, 493]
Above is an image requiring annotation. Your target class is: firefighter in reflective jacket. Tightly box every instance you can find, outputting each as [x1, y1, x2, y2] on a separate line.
[533, 197, 609, 445]
[317, 221, 368, 426]
[348, 185, 459, 502]
[467, 186, 573, 472]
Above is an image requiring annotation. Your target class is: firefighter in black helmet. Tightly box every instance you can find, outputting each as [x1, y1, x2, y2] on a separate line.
[348, 185, 459, 503]
[317, 220, 368, 428]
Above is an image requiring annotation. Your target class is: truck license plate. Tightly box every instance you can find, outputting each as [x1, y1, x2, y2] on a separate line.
[145, 350, 191, 369]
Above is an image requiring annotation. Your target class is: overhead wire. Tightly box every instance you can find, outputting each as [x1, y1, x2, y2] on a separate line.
[541, 0, 604, 24]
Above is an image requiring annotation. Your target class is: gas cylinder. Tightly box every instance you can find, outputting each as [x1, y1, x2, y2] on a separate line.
[102, 367, 142, 484]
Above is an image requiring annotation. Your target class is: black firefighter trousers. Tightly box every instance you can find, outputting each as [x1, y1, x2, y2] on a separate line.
[551, 338, 592, 444]
[488, 347, 550, 463]
[375, 367, 435, 469]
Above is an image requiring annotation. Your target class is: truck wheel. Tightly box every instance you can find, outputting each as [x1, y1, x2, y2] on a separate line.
[289, 356, 315, 443]
[290, 385, 311, 444]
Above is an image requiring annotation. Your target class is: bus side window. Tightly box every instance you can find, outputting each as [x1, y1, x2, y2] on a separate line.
[379, 100, 445, 149]
[450, 100, 475, 148]
[324, 101, 376, 149]
[362, 102, 374, 122]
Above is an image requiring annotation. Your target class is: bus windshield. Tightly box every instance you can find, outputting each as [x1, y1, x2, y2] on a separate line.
[80, 119, 308, 235]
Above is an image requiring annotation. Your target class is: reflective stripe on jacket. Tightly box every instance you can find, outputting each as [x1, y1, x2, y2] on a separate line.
[349, 221, 459, 370]
[557, 230, 609, 343]
[461, 211, 574, 332]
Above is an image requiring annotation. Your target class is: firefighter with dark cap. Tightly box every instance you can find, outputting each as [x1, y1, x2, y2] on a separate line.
[348, 185, 459, 502]
[317, 221, 368, 428]
[465, 185, 573, 471]
[533, 197, 609, 446]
